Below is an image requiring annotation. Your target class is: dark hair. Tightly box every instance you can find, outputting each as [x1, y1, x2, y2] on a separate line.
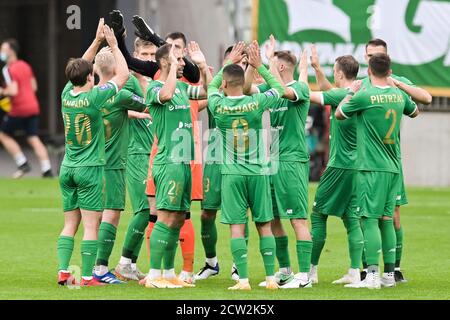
[366, 38, 387, 51]
[2, 38, 19, 55]
[155, 43, 172, 67]
[335, 55, 359, 80]
[223, 64, 245, 87]
[224, 45, 234, 59]
[65, 58, 93, 86]
[165, 32, 187, 48]
[274, 51, 297, 67]
[369, 53, 391, 77]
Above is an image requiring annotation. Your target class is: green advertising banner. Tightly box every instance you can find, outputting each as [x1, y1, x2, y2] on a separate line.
[254, 0, 450, 96]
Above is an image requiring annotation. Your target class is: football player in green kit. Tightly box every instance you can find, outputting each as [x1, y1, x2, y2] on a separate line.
[316, 39, 432, 283]
[56, 22, 130, 286]
[144, 42, 212, 289]
[244, 35, 314, 288]
[335, 53, 419, 289]
[114, 38, 157, 282]
[208, 41, 285, 290]
[307, 47, 364, 286]
[91, 55, 148, 284]
[75, 22, 149, 284]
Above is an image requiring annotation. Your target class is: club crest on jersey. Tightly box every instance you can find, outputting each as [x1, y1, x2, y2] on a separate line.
[175, 88, 181, 94]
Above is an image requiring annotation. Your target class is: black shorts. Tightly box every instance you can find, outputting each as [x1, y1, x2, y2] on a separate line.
[0, 115, 39, 136]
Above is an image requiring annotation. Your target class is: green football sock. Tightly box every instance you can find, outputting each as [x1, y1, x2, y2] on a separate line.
[379, 219, 396, 273]
[395, 226, 403, 268]
[275, 236, 290, 269]
[296, 240, 313, 273]
[260, 236, 276, 276]
[122, 209, 149, 259]
[131, 233, 144, 263]
[149, 222, 172, 270]
[231, 237, 248, 279]
[57, 236, 74, 271]
[201, 216, 217, 258]
[343, 216, 364, 269]
[361, 217, 381, 266]
[162, 226, 181, 270]
[96, 222, 117, 266]
[81, 240, 98, 277]
[244, 222, 249, 246]
[310, 211, 327, 266]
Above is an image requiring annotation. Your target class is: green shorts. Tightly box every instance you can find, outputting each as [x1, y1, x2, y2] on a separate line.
[221, 174, 273, 224]
[271, 161, 309, 219]
[104, 168, 126, 210]
[396, 167, 408, 206]
[127, 154, 150, 214]
[356, 171, 400, 219]
[313, 167, 358, 218]
[201, 163, 222, 210]
[59, 165, 105, 212]
[153, 163, 191, 212]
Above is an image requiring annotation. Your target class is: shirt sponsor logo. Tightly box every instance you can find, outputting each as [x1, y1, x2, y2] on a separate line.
[178, 121, 193, 129]
[169, 105, 190, 111]
[270, 106, 288, 113]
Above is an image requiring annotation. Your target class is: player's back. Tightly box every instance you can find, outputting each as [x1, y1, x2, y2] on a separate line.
[61, 82, 109, 167]
[213, 94, 270, 175]
[352, 85, 415, 173]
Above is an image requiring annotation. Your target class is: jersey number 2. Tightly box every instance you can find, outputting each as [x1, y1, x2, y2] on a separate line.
[383, 109, 397, 145]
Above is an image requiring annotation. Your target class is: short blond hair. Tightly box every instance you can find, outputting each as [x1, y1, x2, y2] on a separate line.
[134, 38, 156, 52]
[94, 51, 115, 76]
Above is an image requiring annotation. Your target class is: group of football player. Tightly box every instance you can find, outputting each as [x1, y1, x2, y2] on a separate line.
[56, 10, 431, 290]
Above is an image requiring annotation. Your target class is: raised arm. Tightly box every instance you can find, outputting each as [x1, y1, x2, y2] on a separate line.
[82, 18, 105, 62]
[335, 80, 361, 120]
[131, 14, 200, 83]
[248, 41, 285, 97]
[158, 44, 179, 103]
[110, 10, 159, 78]
[264, 35, 295, 100]
[104, 25, 129, 89]
[310, 44, 333, 91]
[390, 77, 432, 105]
[187, 41, 212, 96]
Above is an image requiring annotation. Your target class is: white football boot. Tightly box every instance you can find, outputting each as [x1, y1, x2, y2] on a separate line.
[332, 268, 361, 285]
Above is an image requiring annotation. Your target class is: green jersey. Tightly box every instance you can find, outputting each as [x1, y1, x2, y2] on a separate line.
[321, 88, 357, 169]
[208, 64, 285, 175]
[146, 80, 201, 164]
[361, 74, 415, 160]
[61, 80, 118, 167]
[125, 75, 153, 155]
[340, 85, 417, 173]
[101, 81, 147, 169]
[258, 81, 310, 162]
[205, 107, 222, 163]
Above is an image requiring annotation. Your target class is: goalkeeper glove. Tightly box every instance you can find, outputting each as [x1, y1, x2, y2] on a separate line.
[131, 15, 166, 47]
[109, 9, 126, 38]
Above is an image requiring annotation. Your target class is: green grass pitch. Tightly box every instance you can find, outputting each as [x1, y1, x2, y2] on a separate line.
[1, 178, 449, 300]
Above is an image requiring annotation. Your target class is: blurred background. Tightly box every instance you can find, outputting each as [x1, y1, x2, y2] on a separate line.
[0, 0, 449, 186]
